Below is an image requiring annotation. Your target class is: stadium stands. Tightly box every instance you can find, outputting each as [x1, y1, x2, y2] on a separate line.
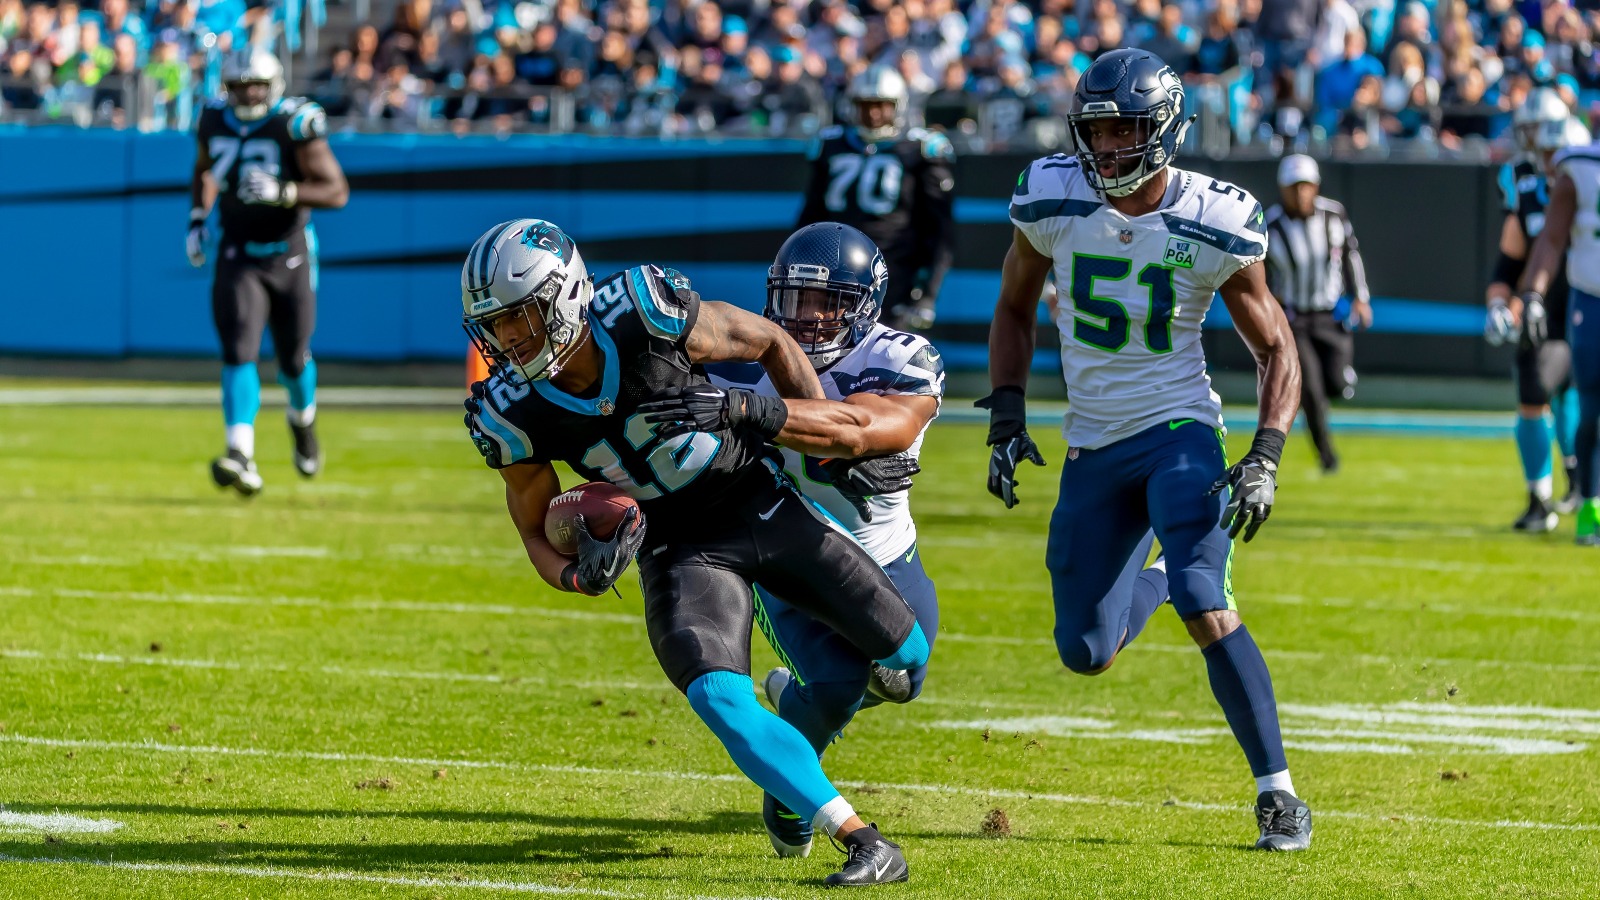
[1, 0, 1597, 154]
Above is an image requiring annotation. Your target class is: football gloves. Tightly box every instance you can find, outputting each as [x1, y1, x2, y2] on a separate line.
[819, 453, 921, 522]
[1485, 298, 1516, 347]
[186, 211, 208, 268]
[976, 386, 1045, 509]
[563, 508, 647, 596]
[238, 169, 298, 207]
[1518, 292, 1548, 350]
[639, 384, 789, 441]
[463, 381, 509, 469]
[1208, 428, 1286, 543]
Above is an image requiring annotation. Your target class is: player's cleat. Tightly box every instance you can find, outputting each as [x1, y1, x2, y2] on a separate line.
[761, 666, 792, 711]
[1555, 467, 1581, 515]
[1253, 790, 1312, 851]
[865, 663, 912, 704]
[825, 824, 908, 886]
[210, 449, 263, 497]
[1576, 500, 1600, 546]
[290, 420, 322, 478]
[1512, 492, 1559, 533]
[763, 792, 814, 858]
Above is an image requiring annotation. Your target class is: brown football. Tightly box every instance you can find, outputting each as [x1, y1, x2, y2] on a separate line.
[544, 482, 640, 557]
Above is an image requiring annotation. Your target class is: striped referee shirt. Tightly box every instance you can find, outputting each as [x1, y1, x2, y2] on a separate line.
[1262, 196, 1371, 314]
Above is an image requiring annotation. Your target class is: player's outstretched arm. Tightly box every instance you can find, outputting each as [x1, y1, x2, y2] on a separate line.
[1213, 260, 1301, 541]
[291, 138, 350, 209]
[498, 461, 573, 590]
[977, 228, 1052, 508]
[187, 140, 217, 268]
[1520, 172, 1576, 304]
[685, 301, 825, 400]
[773, 393, 939, 458]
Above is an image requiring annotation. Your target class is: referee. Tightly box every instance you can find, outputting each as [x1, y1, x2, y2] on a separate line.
[1263, 155, 1374, 473]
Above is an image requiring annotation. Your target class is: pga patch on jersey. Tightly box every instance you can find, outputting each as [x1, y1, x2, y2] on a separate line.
[1163, 237, 1199, 269]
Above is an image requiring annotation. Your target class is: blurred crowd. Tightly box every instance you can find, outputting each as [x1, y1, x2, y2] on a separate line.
[4, 0, 1600, 150]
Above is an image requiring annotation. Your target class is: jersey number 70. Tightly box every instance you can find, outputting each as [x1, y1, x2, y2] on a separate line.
[1068, 253, 1177, 353]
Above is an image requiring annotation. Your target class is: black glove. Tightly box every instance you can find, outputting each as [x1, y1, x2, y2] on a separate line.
[1207, 428, 1285, 542]
[561, 507, 647, 596]
[638, 384, 788, 441]
[976, 386, 1045, 509]
[819, 453, 921, 522]
[463, 381, 508, 469]
[1519, 291, 1548, 350]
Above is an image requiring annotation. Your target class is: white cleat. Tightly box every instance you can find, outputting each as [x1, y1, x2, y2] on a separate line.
[210, 449, 263, 498]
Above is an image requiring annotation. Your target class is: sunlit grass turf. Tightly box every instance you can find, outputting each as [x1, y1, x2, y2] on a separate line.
[1, 401, 1598, 898]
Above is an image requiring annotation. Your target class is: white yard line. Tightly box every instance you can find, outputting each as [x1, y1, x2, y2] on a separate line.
[0, 854, 780, 900]
[0, 812, 124, 834]
[0, 733, 1594, 834]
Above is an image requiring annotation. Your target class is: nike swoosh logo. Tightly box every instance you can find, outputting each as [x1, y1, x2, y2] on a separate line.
[1169, 419, 1195, 430]
[905, 545, 917, 563]
[758, 499, 783, 521]
[601, 552, 626, 580]
[873, 856, 891, 880]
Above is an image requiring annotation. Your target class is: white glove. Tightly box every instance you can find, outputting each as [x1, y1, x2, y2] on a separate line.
[186, 216, 208, 268]
[238, 169, 298, 207]
[1485, 300, 1516, 347]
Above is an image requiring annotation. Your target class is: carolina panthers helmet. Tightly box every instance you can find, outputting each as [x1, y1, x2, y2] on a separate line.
[766, 223, 887, 370]
[461, 219, 593, 382]
[1514, 87, 1573, 154]
[1065, 49, 1192, 197]
[846, 65, 908, 142]
[220, 47, 284, 121]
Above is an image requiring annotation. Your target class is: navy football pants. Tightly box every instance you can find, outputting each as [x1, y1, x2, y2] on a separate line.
[1570, 288, 1600, 499]
[1047, 419, 1234, 670]
[755, 542, 939, 754]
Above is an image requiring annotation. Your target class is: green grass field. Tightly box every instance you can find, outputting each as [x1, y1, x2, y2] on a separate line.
[2, 398, 1598, 898]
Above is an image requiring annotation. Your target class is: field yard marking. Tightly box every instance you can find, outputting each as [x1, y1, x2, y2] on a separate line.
[0, 585, 641, 625]
[0, 812, 124, 834]
[1280, 702, 1600, 736]
[2, 733, 1595, 834]
[0, 854, 779, 900]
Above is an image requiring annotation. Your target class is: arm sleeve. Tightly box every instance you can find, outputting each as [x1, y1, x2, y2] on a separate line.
[627, 265, 701, 349]
[912, 148, 957, 299]
[287, 100, 328, 143]
[1339, 207, 1371, 304]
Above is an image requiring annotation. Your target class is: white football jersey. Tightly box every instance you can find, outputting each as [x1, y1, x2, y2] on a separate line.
[708, 324, 944, 566]
[1555, 144, 1600, 296]
[1010, 156, 1269, 449]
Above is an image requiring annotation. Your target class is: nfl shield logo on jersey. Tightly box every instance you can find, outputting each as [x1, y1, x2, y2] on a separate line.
[1119, 230, 1134, 244]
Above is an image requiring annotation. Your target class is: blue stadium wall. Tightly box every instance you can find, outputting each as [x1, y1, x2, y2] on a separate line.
[0, 129, 1510, 376]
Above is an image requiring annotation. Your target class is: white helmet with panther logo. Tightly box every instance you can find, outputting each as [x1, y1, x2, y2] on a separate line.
[220, 47, 285, 121]
[847, 65, 908, 142]
[461, 219, 593, 382]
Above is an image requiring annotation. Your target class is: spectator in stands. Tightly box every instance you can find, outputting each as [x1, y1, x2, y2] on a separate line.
[897, 47, 935, 115]
[1387, 74, 1441, 140]
[923, 58, 976, 129]
[1440, 62, 1494, 143]
[2, 46, 45, 111]
[1254, 0, 1318, 75]
[100, 0, 147, 57]
[62, 19, 111, 85]
[1313, 0, 1362, 69]
[1316, 26, 1383, 131]
[1336, 71, 1383, 149]
[1139, 2, 1197, 76]
[516, 23, 561, 86]
[1191, 3, 1246, 82]
[770, 44, 823, 125]
[1079, 0, 1125, 57]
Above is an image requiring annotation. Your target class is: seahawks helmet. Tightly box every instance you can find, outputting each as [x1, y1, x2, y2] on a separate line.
[1065, 49, 1193, 197]
[766, 223, 887, 370]
[847, 65, 908, 142]
[461, 219, 593, 382]
[1514, 87, 1573, 155]
[220, 47, 284, 121]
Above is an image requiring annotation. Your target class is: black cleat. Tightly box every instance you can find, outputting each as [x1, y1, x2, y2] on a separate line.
[210, 449, 263, 498]
[290, 419, 322, 478]
[1512, 492, 1558, 533]
[825, 824, 908, 887]
[865, 663, 912, 704]
[762, 792, 813, 858]
[1555, 466, 1581, 515]
[1254, 790, 1312, 851]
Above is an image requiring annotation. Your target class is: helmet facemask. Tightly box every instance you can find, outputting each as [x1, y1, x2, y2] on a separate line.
[766, 264, 879, 370]
[464, 272, 591, 382]
[1068, 101, 1189, 197]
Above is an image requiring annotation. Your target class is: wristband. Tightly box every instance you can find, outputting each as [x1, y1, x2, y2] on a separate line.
[974, 385, 1027, 445]
[559, 563, 586, 595]
[282, 181, 298, 207]
[733, 388, 788, 439]
[1491, 251, 1524, 289]
[1246, 428, 1287, 467]
[189, 207, 206, 225]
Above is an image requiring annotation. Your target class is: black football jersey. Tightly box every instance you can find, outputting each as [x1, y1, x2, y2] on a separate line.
[196, 97, 327, 244]
[796, 125, 956, 277]
[471, 265, 780, 529]
[1499, 157, 1569, 307]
